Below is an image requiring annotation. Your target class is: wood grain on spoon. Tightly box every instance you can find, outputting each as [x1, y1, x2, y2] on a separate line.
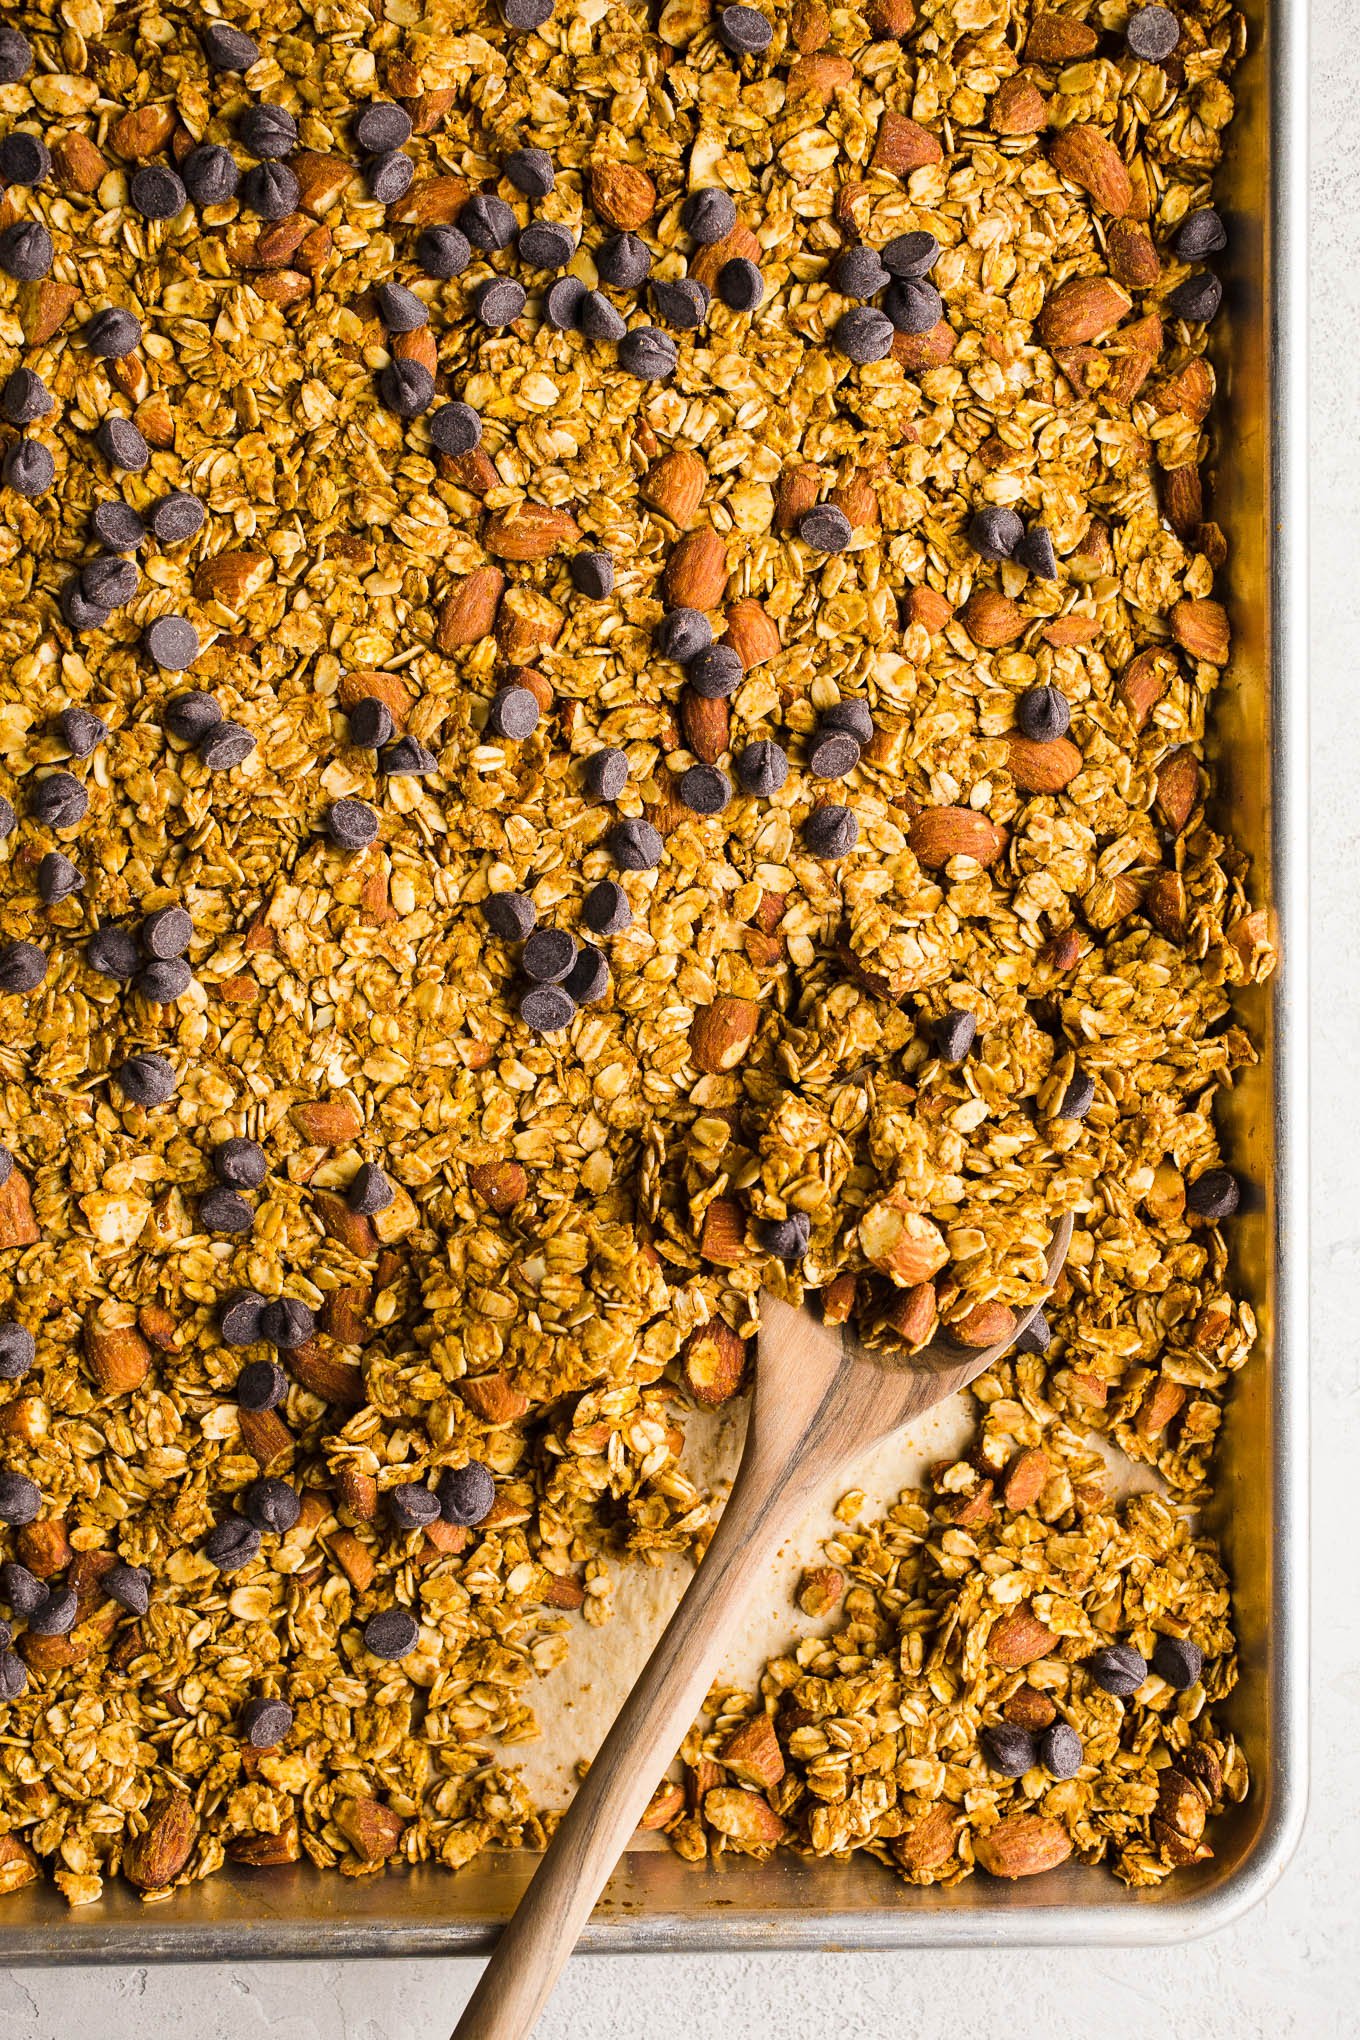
[451, 1215, 1074, 2040]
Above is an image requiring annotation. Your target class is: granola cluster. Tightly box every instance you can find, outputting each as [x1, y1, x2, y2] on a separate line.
[0, 0, 1268, 1905]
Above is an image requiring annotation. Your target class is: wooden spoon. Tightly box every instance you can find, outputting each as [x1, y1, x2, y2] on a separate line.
[451, 1215, 1073, 2040]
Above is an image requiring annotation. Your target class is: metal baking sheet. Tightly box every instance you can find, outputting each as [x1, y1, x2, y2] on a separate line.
[0, 0, 1306, 1961]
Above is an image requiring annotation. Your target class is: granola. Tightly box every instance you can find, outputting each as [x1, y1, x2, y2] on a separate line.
[0, 0, 1270, 1906]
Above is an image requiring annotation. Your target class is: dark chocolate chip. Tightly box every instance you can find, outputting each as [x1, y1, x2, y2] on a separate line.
[241, 1696, 293, 1748]
[1185, 1168, 1239, 1220]
[460, 194, 518, 251]
[1151, 1635, 1204, 1690]
[0, 28, 32, 83]
[803, 803, 858, 857]
[1040, 1722, 1083, 1778]
[797, 504, 853, 554]
[135, 954, 188, 1000]
[502, 0, 554, 24]
[583, 748, 629, 800]
[111, 1051, 176, 1107]
[682, 188, 737, 244]
[820, 699, 873, 745]
[687, 643, 743, 699]
[86, 306, 141, 357]
[522, 927, 578, 983]
[366, 151, 415, 205]
[81, 553, 138, 608]
[242, 1476, 301, 1535]
[570, 550, 615, 598]
[239, 104, 297, 160]
[260, 1297, 315, 1351]
[808, 731, 861, 780]
[131, 166, 187, 220]
[831, 246, 889, 299]
[1126, 5, 1181, 60]
[326, 798, 379, 849]
[0, 1148, 9, 1186]
[388, 1483, 440, 1529]
[482, 891, 537, 941]
[0, 1563, 43, 1614]
[546, 275, 587, 329]
[204, 1514, 262, 1571]
[3, 439, 53, 497]
[475, 277, 528, 329]
[214, 1137, 268, 1190]
[1016, 683, 1070, 742]
[235, 1359, 286, 1412]
[1173, 209, 1227, 261]
[564, 942, 610, 1005]
[61, 582, 112, 633]
[436, 1461, 496, 1526]
[0, 1473, 39, 1526]
[164, 691, 221, 743]
[1014, 522, 1058, 580]
[347, 1162, 393, 1216]
[198, 721, 256, 770]
[354, 102, 413, 154]
[103, 1562, 151, 1615]
[678, 764, 731, 815]
[418, 225, 471, 279]
[31, 771, 87, 828]
[363, 1606, 420, 1658]
[982, 1723, 1037, 1776]
[595, 231, 651, 289]
[758, 1212, 810, 1263]
[1056, 1065, 1095, 1120]
[143, 614, 199, 670]
[582, 881, 632, 937]
[932, 1009, 977, 1063]
[578, 288, 627, 342]
[93, 500, 145, 552]
[735, 740, 788, 797]
[0, 1325, 34, 1383]
[884, 278, 943, 334]
[87, 926, 139, 981]
[150, 491, 206, 546]
[0, 132, 49, 187]
[198, 1186, 254, 1233]
[0, 1650, 25, 1699]
[202, 21, 260, 69]
[0, 221, 51, 281]
[882, 230, 941, 279]
[650, 276, 710, 329]
[717, 257, 763, 311]
[1166, 271, 1222, 323]
[429, 401, 482, 456]
[719, 4, 774, 53]
[242, 160, 300, 220]
[517, 220, 576, 271]
[519, 984, 576, 1032]
[36, 851, 82, 905]
[1016, 1307, 1051, 1356]
[834, 305, 894, 364]
[657, 608, 712, 663]
[1, 367, 52, 425]
[505, 146, 555, 198]
[968, 504, 1023, 561]
[26, 1587, 78, 1636]
[618, 326, 678, 380]
[486, 686, 540, 740]
[608, 818, 663, 871]
[379, 357, 435, 417]
[96, 416, 149, 472]
[380, 735, 437, 777]
[347, 696, 395, 749]
[182, 143, 240, 206]
[1085, 1642, 1147, 1697]
[219, 1290, 267, 1346]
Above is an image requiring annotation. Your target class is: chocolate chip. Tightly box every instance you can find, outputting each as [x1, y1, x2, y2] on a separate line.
[242, 160, 299, 219]
[682, 189, 738, 247]
[241, 1696, 293, 1748]
[347, 1162, 393, 1216]
[379, 358, 435, 417]
[475, 277, 528, 329]
[571, 550, 615, 597]
[486, 686, 540, 740]
[243, 1476, 301, 1535]
[519, 984, 576, 1032]
[0, 1473, 38, 1526]
[685, 644, 741, 701]
[0, 1651, 25, 1700]
[735, 740, 788, 797]
[657, 608, 712, 663]
[505, 146, 554, 198]
[204, 1514, 261, 1571]
[363, 1606, 420, 1659]
[460, 194, 518, 251]
[968, 505, 1023, 561]
[425, 405, 484, 467]
[0, 27, 32, 83]
[803, 803, 858, 857]
[1016, 684, 1070, 742]
[1166, 272, 1222, 323]
[0, 132, 49, 187]
[583, 748, 629, 799]
[36, 851, 82, 904]
[380, 735, 436, 777]
[1015, 522, 1058, 580]
[618, 327, 678, 380]
[1126, 5, 1180, 60]
[831, 246, 889, 299]
[0, 221, 51, 281]
[61, 583, 106, 636]
[103, 1562, 151, 1615]
[502, 0, 552, 20]
[0, 1563, 43, 1614]
[717, 257, 763, 311]
[354, 102, 413, 153]
[1056, 1066, 1095, 1120]
[151, 491, 206, 544]
[1, 367, 52, 425]
[820, 699, 874, 746]
[131, 166, 187, 221]
[1151, 1635, 1204, 1689]
[143, 614, 199, 670]
[418, 224, 471, 279]
[202, 21, 260, 68]
[608, 818, 663, 871]
[884, 278, 943, 335]
[1174, 209, 1227, 261]
[0, 1325, 34, 1383]
[260, 1297, 315, 1351]
[87, 926, 138, 981]
[1185, 1168, 1239, 1220]
[758, 1212, 810, 1263]
[182, 143, 240, 206]
[546, 276, 587, 329]
[236, 1358, 286, 1411]
[0, 1147, 9, 1186]
[523, 927, 578, 983]
[1037, 1721, 1082, 1778]
[582, 881, 632, 937]
[326, 798, 379, 849]
[93, 501, 145, 552]
[200, 720, 257, 770]
[164, 690, 221, 742]
[650, 276, 711, 329]
[482, 891, 537, 941]
[86, 306, 141, 357]
[27, 1587, 78, 1636]
[595, 231, 652, 289]
[31, 771, 87, 828]
[219, 1290, 267, 1346]
[579, 288, 628, 342]
[833, 305, 895, 364]
[1085, 1642, 1147, 1697]
[81, 554, 138, 608]
[347, 696, 395, 749]
[882, 230, 941, 279]
[932, 1009, 977, 1063]
[112, 1051, 176, 1107]
[240, 104, 298, 159]
[388, 1483, 440, 1529]
[808, 731, 861, 780]
[215, 1137, 268, 1190]
[678, 764, 731, 815]
[517, 220, 576, 270]
[96, 416, 149, 472]
[797, 504, 853, 554]
[436, 1461, 496, 1526]
[367, 150, 414, 204]
[3, 439, 53, 497]
[0, 943, 50, 995]
[982, 1723, 1037, 1776]
[1016, 1307, 1051, 1356]
[199, 1186, 254, 1233]
[564, 943, 610, 1005]
[719, 4, 773, 53]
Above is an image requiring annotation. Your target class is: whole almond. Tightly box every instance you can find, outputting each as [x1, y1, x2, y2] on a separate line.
[0, 1170, 39, 1249]
[338, 669, 414, 725]
[1136, 1376, 1187, 1440]
[790, 0, 830, 49]
[909, 804, 1006, 868]
[1161, 464, 1203, 539]
[723, 596, 780, 670]
[312, 1190, 379, 1258]
[469, 1159, 528, 1212]
[254, 271, 310, 308]
[391, 325, 435, 370]
[17, 1518, 71, 1577]
[405, 86, 456, 133]
[327, 1528, 375, 1592]
[681, 687, 729, 763]
[893, 1803, 955, 1877]
[975, 1813, 1072, 1880]
[872, 111, 942, 174]
[987, 1603, 1057, 1668]
[699, 1196, 746, 1266]
[904, 584, 953, 632]
[391, 175, 469, 226]
[1144, 868, 1187, 940]
[290, 1342, 365, 1408]
[1049, 125, 1133, 217]
[1038, 275, 1131, 347]
[690, 994, 760, 1073]
[239, 1406, 293, 1468]
[290, 1098, 362, 1144]
[1170, 597, 1230, 663]
[1002, 1448, 1051, 1511]
[21, 279, 78, 347]
[124, 1790, 197, 1891]
[867, 0, 915, 34]
[774, 463, 821, 534]
[664, 528, 729, 610]
[441, 445, 500, 497]
[1025, 13, 1097, 59]
[459, 1372, 530, 1423]
[335, 1796, 405, 1865]
[640, 446, 707, 527]
[830, 469, 879, 529]
[1106, 221, 1158, 292]
[1155, 748, 1199, 833]
[1004, 1683, 1057, 1730]
[84, 1302, 151, 1396]
[111, 105, 175, 160]
[950, 1299, 1017, 1348]
[638, 1783, 686, 1832]
[960, 587, 1027, 647]
[437, 566, 505, 649]
[589, 160, 656, 230]
[137, 1302, 178, 1351]
[1007, 734, 1082, 793]
[1118, 646, 1175, 727]
[787, 52, 854, 99]
[990, 73, 1049, 136]
[1040, 612, 1099, 647]
[52, 131, 107, 193]
[483, 502, 580, 561]
[689, 222, 760, 292]
[680, 1319, 747, 1407]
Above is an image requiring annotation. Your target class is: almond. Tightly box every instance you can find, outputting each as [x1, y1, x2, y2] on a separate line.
[871, 111, 942, 174]
[820, 1273, 857, 1327]
[436, 566, 505, 649]
[774, 463, 821, 534]
[194, 551, 272, 610]
[664, 527, 728, 610]
[1108, 219, 1159, 289]
[21, 278, 78, 347]
[1025, 13, 1097, 59]
[1006, 734, 1082, 793]
[791, 0, 830, 49]
[469, 1159, 528, 1212]
[422, 1517, 469, 1560]
[988, 1603, 1057, 1668]
[1002, 1447, 1050, 1511]
[681, 687, 729, 763]
[253, 270, 310, 308]
[1049, 125, 1133, 217]
[135, 396, 175, 448]
[910, 804, 1006, 868]
[689, 220, 761, 292]
[83, 1302, 151, 1396]
[0, 1169, 38, 1249]
[338, 669, 414, 727]
[111, 105, 175, 160]
[1155, 748, 1199, 833]
[589, 160, 655, 230]
[238, 1406, 293, 1469]
[228, 1819, 301, 1867]
[250, 214, 310, 269]
[904, 584, 953, 632]
[405, 85, 456, 132]
[335, 1466, 379, 1522]
[1042, 927, 1087, 971]
[334, 1796, 404, 1866]
[327, 1528, 375, 1593]
[289, 1098, 362, 1144]
[312, 1190, 379, 1259]
[942, 1479, 994, 1529]
[883, 1281, 937, 1348]
[1118, 646, 1175, 728]
[1038, 274, 1131, 347]
[637, 1781, 686, 1832]
[390, 175, 469, 226]
[829, 469, 879, 529]
[52, 131, 107, 193]
[640, 446, 707, 528]
[459, 1372, 529, 1423]
[690, 994, 760, 1073]
[1154, 356, 1214, 423]
[0, 1397, 46, 1446]
[718, 601, 778, 679]
[17, 1517, 71, 1577]
[1161, 464, 1203, 540]
[990, 73, 1049, 136]
[960, 587, 1027, 647]
[702, 1787, 787, 1849]
[291, 150, 354, 215]
[0, 1834, 39, 1895]
[867, 0, 915, 34]
[721, 1714, 785, 1789]
[1102, 310, 1162, 404]
[680, 1319, 747, 1407]
[1170, 597, 1230, 664]
[1153, 1770, 1211, 1866]
[976, 1813, 1072, 1880]
[1144, 868, 1187, 940]
[1136, 1376, 1187, 1440]
[483, 502, 580, 561]
[859, 1194, 949, 1286]
[699, 1196, 746, 1267]
[950, 1299, 1017, 1348]
[290, 1343, 365, 1408]
[893, 1803, 955, 1877]
[124, 1790, 197, 1891]
[1004, 1683, 1057, 1730]
[496, 584, 564, 661]
[137, 1302, 178, 1351]
[392, 323, 436, 372]
[787, 52, 854, 99]
[540, 1569, 586, 1610]
[1040, 613, 1100, 647]
[796, 1564, 845, 1616]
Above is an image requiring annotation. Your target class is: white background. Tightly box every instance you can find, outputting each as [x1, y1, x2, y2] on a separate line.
[0, 7, 1346, 2034]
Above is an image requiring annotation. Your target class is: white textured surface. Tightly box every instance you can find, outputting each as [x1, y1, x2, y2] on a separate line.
[0, 13, 1343, 2035]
